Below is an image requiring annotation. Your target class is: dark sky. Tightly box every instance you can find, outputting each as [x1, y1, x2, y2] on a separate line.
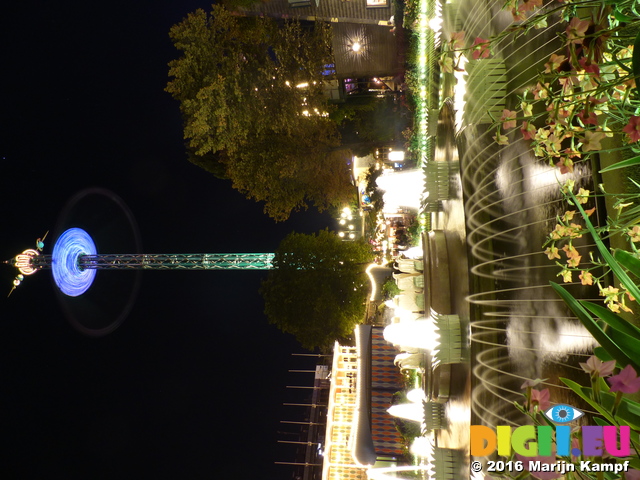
[1, 2, 331, 477]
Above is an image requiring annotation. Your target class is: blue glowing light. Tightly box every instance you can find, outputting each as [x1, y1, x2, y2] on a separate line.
[51, 228, 97, 297]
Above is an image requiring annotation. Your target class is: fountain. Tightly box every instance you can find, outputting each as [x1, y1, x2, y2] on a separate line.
[376, 169, 427, 213]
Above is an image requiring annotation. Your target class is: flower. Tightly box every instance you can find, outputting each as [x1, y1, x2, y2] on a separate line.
[493, 131, 509, 145]
[576, 188, 590, 204]
[521, 121, 536, 140]
[544, 246, 560, 260]
[622, 283, 636, 302]
[512, 7, 526, 21]
[580, 356, 616, 377]
[532, 15, 548, 29]
[562, 244, 579, 259]
[623, 116, 640, 143]
[533, 82, 549, 100]
[566, 17, 590, 45]
[581, 130, 606, 152]
[521, 378, 548, 389]
[628, 225, 640, 242]
[577, 109, 598, 126]
[521, 101, 533, 118]
[626, 470, 640, 480]
[439, 54, 454, 74]
[601, 285, 620, 298]
[555, 157, 574, 174]
[579, 57, 601, 78]
[567, 255, 582, 267]
[561, 179, 575, 194]
[521, 0, 542, 11]
[530, 388, 551, 411]
[550, 223, 569, 240]
[608, 364, 640, 394]
[472, 37, 490, 59]
[545, 134, 563, 154]
[450, 31, 465, 50]
[544, 54, 566, 73]
[568, 223, 583, 238]
[500, 109, 518, 129]
[558, 268, 572, 283]
[562, 210, 576, 221]
[579, 271, 593, 285]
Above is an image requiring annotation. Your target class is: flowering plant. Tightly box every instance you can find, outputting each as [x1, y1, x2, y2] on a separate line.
[442, 0, 640, 173]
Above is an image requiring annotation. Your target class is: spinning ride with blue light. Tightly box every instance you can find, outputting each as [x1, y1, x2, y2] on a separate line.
[7, 227, 274, 297]
[5, 188, 275, 336]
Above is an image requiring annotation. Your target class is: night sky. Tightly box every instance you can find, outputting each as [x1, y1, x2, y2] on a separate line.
[1, 2, 332, 477]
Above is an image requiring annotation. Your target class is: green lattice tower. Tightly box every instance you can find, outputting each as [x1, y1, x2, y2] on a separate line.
[31, 253, 275, 271]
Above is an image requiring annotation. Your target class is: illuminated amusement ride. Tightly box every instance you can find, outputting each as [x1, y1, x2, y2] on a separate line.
[5, 188, 275, 336]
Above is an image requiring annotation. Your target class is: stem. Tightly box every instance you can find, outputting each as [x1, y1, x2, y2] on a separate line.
[591, 374, 601, 403]
[611, 390, 623, 418]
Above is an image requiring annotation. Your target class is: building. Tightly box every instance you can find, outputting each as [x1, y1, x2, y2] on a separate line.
[321, 325, 404, 480]
[234, 0, 402, 101]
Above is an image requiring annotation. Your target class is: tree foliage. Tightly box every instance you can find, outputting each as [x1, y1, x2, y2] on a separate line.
[260, 230, 374, 349]
[167, 6, 354, 221]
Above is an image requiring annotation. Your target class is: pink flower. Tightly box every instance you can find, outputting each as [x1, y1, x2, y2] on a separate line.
[450, 31, 465, 50]
[544, 54, 566, 73]
[555, 157, 574, 174]
[580, 356, 616, 377]
[566, 17, 590, 45]
[626, 469, 640, 480]
[512, 7, 526, 21]
[532, 82, 549, 100]
[500, 109, 517, 129]
[608, 364, 640, 394]
[472, 37, 490, 60]
[521, 122, 536, 140]
[623, 116, 640, 143]
[521, 378, 547, 389]
[579, 57, 600, 78]
[530, 388, 551, 411]
[577, 109, 598, 126]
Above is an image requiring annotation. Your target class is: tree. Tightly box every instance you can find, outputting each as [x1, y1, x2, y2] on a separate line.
[166, 6, 354, 221]
[260, 230, 374, 349]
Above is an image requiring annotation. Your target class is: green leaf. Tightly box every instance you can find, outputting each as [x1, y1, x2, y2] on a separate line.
[568, 190, 640, 302]
[593, 417, 612, 427]
[600, 155, 640, 172]
[633, 29, 640, 98]
[561, 378, 616, 424]
[630, 457, 640, 471]
[607, 330, 640, 372]
[582, 300, 640, 339]
[594, 346, 615, 362]
[550, 283, 635, 368]
[614, 7, 635, 23]
[562, 379, 640, 431]
[614, 249, 640, 278]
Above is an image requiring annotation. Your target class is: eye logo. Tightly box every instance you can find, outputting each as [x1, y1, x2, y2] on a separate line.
[544, 404, 584, 423]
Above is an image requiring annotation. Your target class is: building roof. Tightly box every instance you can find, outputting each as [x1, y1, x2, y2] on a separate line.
[331, 24, 399, 78]
[238, 0, 393, 25]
